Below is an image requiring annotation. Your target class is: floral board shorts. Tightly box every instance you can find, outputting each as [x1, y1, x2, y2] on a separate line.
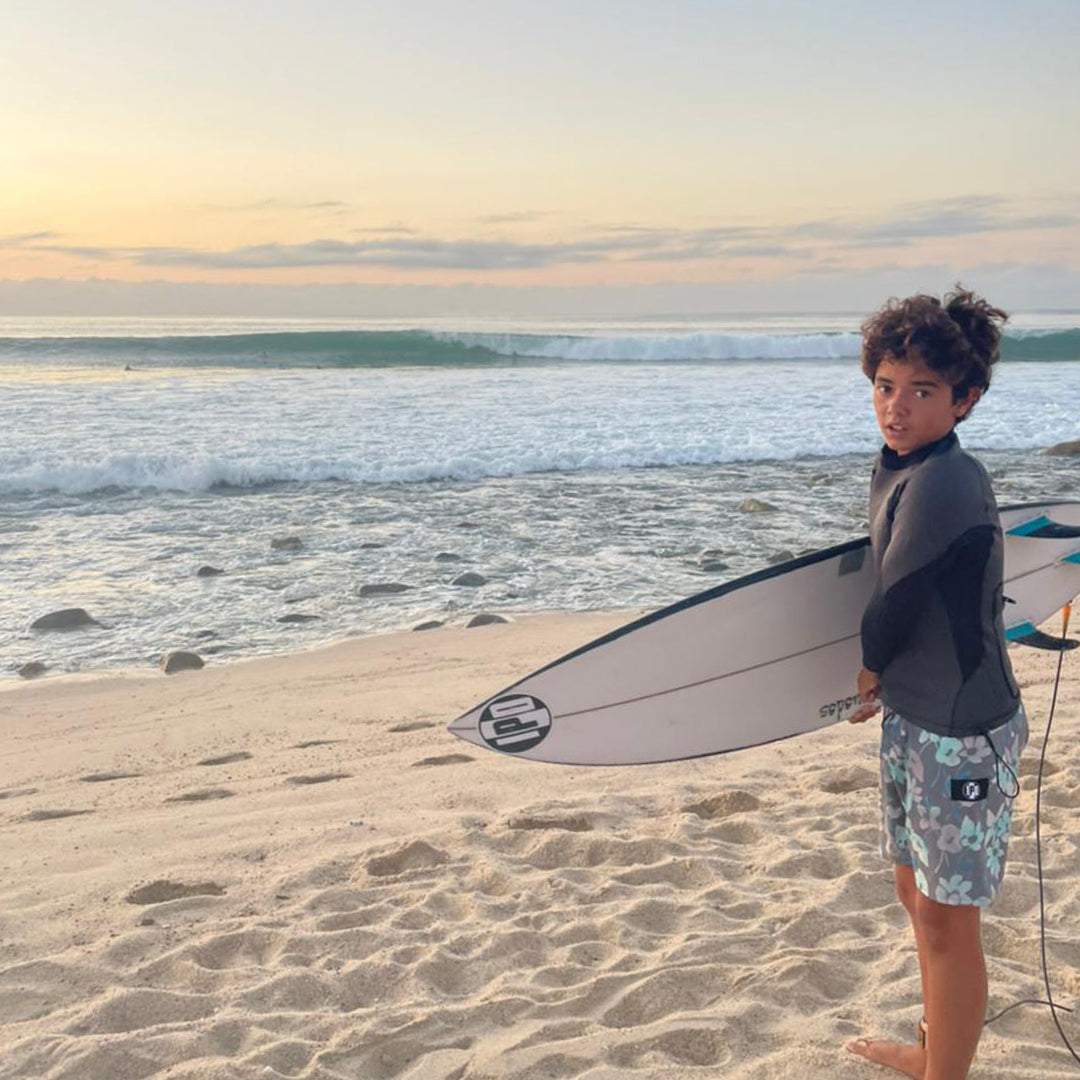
[879, 704, 1028, 907]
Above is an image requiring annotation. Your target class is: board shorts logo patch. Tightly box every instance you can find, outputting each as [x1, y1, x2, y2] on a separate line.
[479, 694, 551, 754]
[951, 777, 990, 802]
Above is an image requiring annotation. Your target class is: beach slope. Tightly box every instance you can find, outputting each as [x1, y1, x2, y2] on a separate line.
[1, 613, 1078, 1079]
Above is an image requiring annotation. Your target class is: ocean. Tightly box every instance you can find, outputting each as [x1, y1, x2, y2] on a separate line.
[2, 313, 1077, 681]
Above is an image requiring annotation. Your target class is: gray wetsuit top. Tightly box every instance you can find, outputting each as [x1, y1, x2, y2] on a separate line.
[861, 429, 1020, 737]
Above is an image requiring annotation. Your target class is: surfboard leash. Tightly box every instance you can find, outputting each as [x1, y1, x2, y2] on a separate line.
[983, 602, 1080, 1069]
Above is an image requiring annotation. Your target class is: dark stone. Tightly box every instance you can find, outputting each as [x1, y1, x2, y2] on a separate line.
[277, 613, 320, 623]
[18, 662, 47, 679]
[699, 560, 729, 573]
[1044, 439, 1080, 456]
[767, 550, 795, 565]
[160, 651, 205, 674]
[359, 542, 385, 549]
[271, 536, 303, 552]
[360, 583, 412, 597]
[435, 552, 463, 562]
[196, 566, 225, 577]
[452, 572, 488, 587]
[413, 620, 444, 631]
[457, 521, 481, 529]
[467, 613, 508, 628]
[31, 608, 100, 631]
[193, 630, 217, 640]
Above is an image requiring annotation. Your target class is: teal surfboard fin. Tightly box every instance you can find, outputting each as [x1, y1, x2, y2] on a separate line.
[1007, 515, 1080, 540]
[1006, 622, 1079, 651]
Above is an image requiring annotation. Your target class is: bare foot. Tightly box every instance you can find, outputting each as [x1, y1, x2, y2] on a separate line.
[845, 1037, 926, 1079]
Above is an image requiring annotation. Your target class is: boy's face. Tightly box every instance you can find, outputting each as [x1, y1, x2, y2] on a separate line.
[872, 354, 979, 456]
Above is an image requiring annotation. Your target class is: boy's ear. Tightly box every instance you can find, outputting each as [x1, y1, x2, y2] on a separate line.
[954, 386, 981, 419]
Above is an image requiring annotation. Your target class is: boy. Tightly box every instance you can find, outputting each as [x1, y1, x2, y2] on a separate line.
[844, 287, 1027, 1080]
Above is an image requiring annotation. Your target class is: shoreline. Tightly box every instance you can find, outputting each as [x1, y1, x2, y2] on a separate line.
[1, 607, 642, 692]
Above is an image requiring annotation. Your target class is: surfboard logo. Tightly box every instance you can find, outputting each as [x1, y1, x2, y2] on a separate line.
[479, 694, 552, 754]
[819, 695, 861, 719]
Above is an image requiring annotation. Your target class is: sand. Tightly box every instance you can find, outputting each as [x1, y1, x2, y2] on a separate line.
[1, 612, 1079, 1080]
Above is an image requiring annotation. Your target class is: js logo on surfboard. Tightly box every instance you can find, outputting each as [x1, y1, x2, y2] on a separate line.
[479, 694, 552, 753]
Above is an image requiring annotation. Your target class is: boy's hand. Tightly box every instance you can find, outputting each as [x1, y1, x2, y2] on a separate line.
[848, 668, 882, 724]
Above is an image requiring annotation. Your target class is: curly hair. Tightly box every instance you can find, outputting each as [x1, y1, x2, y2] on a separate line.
[860, 285, 1008, 419]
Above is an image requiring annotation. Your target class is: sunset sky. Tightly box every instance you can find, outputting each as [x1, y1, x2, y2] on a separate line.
[3, 0, 1079, 313]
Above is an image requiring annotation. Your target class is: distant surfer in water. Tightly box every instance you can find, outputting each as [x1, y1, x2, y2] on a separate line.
[845, 287, 1025, 1080]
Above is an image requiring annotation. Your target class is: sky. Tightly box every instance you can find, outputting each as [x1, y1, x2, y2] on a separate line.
[2, 0, 1079, 315]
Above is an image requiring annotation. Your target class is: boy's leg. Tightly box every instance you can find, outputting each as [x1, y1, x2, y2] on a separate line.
[896, 865, 930, 1018]
[845, 864, 928, 1078]
[913, 893, 986, 1080]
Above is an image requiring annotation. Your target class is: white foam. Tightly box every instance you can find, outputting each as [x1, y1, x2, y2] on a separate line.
[440, 331, 864, 361]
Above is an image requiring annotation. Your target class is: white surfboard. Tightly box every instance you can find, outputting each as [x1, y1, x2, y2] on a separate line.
[448, 501, 1080, 765]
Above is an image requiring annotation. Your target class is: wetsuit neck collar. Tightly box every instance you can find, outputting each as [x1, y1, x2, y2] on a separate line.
[880, 429, 958, 471]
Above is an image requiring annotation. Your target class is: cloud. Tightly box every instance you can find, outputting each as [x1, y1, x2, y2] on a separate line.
[790, 195, 1080, 250]
[475, 211, 557, 224]
[0, 231, 60, 247]
[10, 193, 1077, 273]
[134, 238, 598, 270]
[350, 225, 418, 236]
[199, 198, 351, 213]
[125, 227, 810, 270]
[7, 263, 1080, 317]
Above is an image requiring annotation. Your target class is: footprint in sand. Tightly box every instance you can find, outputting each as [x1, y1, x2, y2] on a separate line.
[198, 752, 253, 766]
[682, 790, 761, 819]
[390, 720, 437, 733]
[126, 880, 226, 904]
[412, 753, 473, 767]
[0, 787, 39, 800]
[80, 771, 142, 783]
[366, 840, 449, 877]
[165, 789, 235, 803]
[1020, 756, 1061, 777]
[286, 773, 351, 785]
[819, 767, 877, 794]
[293, 739, 341, 749]
[21, 809, 93, 822]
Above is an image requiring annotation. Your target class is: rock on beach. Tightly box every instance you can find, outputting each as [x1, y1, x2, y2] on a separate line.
[160, 651, 205, 675]
[31, 608, 101, 631]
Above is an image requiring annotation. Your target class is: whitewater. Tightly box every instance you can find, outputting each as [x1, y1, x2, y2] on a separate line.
[2, 312, 1077, 680]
